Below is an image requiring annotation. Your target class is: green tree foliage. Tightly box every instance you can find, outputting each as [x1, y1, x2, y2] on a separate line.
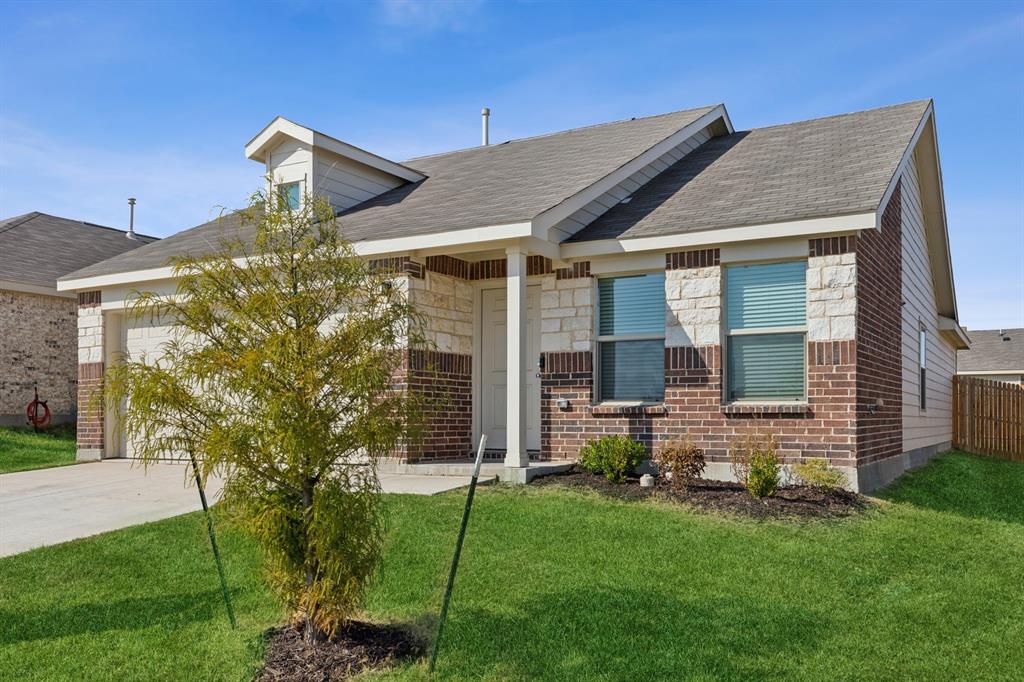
[105, 191, 427, 642]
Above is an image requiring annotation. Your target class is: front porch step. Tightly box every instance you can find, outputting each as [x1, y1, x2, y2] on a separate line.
[380, 458, 574, 483]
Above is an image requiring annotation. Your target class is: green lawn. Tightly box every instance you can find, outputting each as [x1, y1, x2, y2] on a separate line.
[1, 451, 1022, 681]
[0, 424, 77, 473]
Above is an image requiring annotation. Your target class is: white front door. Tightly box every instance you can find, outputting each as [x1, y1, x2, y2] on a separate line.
[481, 286, 541, 451]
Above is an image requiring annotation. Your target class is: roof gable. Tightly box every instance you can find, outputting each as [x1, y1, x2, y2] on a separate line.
[569, 100, 931, 243]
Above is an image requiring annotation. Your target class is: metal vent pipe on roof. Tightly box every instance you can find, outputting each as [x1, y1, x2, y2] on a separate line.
[481, 107, 490, 146]
[127, 197, 137, 239]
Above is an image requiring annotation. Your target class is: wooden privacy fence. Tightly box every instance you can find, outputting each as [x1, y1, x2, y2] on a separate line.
[953, 376, 1024, 461]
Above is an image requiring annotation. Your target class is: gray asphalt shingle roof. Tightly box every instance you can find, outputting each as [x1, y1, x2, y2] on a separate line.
[0, 212, 158, 290]
[569, 100, 930, 242]
[958, 329, 1024, 373]
[59, 100, 932, 282]
[59, 107, 717, 281]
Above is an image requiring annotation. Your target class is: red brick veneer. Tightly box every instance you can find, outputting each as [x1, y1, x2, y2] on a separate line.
[540, 343, 858, 467]
[854, 181, 903, 465]
[403, 349, 473, 462]
[77, 361, 104, 450]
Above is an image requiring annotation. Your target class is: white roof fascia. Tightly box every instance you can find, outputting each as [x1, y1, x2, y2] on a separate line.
[245, 117, 426, 183]
[0, 279, 73, 298]
[874, 102, 958, 323]
[875, 101, 932, 229]
[938, 315, 970, 349]
[56, 222, 537, 291]
[352, 222, 534, 257]
[531, 105, 732, 239]
[559, 212, 875, 259]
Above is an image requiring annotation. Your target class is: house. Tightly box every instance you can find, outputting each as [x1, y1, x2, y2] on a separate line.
[957, 329, 1023, 384]
[56, 99, 970, 491]
[1, 212, 157, 425]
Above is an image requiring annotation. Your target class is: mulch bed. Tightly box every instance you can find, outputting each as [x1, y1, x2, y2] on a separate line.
[257, 620, 421, 681]
[532, 466, 867, 520]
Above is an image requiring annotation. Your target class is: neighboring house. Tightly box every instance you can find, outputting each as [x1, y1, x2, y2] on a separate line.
[0, 212, 157, 425]
[57, 99, 969, 491]
[957, 329, 1024, 384]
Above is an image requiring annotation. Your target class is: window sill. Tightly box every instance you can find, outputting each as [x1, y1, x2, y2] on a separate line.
[591, 402, 667, 416]
[721, 403, 810, 416]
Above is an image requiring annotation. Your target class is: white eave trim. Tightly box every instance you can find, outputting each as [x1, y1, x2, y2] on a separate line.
[352, 222, 533, 256]
[559, 212, 875, 258]
[875, 101, 932, 225]
[0, 279, 74, 298]
[532, 105, 732, 237]
[938, 315, 970, 349]
[56, 222, 537, 291]
[245, 116, 426, 183]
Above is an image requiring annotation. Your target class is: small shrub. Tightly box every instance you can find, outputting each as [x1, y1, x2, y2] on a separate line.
[748, 449, 781, 498]
[730, 433, 781, 498]
[578, 435, 646, 483]
[793, 458, 848, 489]
[655, 437, 705, 489]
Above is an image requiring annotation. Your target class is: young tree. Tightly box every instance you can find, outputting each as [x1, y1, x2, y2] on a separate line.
[106, 191, 427, 642]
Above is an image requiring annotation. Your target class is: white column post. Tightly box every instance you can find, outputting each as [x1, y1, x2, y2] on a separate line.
[504, 246, 529, 468]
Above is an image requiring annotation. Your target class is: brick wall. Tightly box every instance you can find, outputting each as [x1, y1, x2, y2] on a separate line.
[855, 182, 904, 464]
[540, 342, 857, 467]
[539, 246, 860, 469]
[0, 289, 78, 424]
[404, 349, 473, 461]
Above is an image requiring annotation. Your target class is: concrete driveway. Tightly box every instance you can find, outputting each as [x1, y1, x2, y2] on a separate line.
[0, 460, 482, 558]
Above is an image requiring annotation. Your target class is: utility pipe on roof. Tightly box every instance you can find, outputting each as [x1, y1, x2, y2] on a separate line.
[481, 107, 490, 146]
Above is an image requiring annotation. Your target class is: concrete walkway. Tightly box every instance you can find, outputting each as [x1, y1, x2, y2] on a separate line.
[0, 460, 484, 558]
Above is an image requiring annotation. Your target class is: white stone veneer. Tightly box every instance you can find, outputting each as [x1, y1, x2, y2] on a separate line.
[540, 275, 593, 352]
[78, 304, 104, 364]
[666, 265, 720, 346]
[409, 271, 474, 355]
[807, 253, 856, 341]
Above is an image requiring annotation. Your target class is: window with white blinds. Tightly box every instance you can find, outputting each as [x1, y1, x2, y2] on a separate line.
[725, 261, 807, 401]
[597, 273, 665, 401]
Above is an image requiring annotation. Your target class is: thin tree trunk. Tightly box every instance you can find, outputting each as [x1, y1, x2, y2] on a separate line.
[301, 478, 324, 644]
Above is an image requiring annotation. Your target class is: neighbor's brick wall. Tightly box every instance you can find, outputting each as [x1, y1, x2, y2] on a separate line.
[0, 289, 78, 422]
[855, 182, 904, 465]
[76, 291, 104, 453]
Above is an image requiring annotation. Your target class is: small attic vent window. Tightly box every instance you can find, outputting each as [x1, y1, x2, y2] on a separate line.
[279, 181, 301, 210]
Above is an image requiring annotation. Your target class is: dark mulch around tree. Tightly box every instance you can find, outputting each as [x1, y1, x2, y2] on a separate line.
[257, 620, 421, 681]
[532, 466, 867, 520]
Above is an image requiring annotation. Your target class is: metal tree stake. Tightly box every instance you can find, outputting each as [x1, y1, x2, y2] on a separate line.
[429, 434, 488, 673]
[187, 451, 237, 628]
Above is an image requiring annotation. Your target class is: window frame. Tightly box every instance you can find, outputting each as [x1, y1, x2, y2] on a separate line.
[918, 322, 927, 411]
[594, 272, 666, 404]
[722, 259, 808, 404]
[278, 180, 302, 210]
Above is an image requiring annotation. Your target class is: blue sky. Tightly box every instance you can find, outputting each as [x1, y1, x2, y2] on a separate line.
[1, 0, 1021, 328]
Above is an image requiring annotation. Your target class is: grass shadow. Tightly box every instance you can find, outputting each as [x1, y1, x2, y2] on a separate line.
[432, 586, 825, 679]
[0, 589, 233, 645]
[877, 451, 1024, 525]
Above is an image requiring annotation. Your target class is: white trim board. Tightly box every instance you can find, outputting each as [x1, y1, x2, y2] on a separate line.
[560, 212, 876, 258]
[0, 280, 73, 298]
